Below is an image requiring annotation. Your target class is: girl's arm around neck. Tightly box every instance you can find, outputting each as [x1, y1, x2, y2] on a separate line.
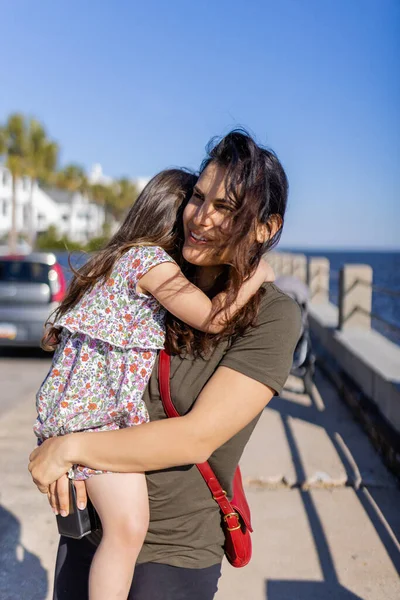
[29, 366, 275, 493]
[138, 260, 273, 334]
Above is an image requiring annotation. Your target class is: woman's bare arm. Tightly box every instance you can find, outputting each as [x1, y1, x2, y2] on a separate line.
[29, 366, 274, 498]
[138, 260, 272, 334]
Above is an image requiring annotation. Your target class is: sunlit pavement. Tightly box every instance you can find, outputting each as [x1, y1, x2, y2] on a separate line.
[1, 355, 399, 600]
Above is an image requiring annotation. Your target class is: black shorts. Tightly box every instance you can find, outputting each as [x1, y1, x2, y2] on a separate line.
[53, 536, 222, 600]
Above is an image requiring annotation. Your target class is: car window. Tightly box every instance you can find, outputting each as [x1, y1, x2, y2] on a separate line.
[0, 261, 49, 284]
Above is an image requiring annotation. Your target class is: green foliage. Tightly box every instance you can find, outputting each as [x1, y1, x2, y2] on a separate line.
[1, 113, 28, 177]
[111, 178, 138, 220]
[0, 114, 59, 180]
[27, 119, 59, 184]
[56, 164, 88, 192]
[36, 225, 111, 253]
[1, 111, 140, 254]
[102, 220, 112, 238]
[36, 225, 85, 252]
[0, 113, 60, 252]
[85, 235, 110, 252]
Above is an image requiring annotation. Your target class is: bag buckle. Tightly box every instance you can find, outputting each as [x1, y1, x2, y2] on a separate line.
[224, 511, 242, 531]
[213, 489, 227, 500]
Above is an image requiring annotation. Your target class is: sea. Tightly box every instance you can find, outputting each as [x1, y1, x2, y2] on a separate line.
[57, 250, 400, 346]
[282, 250, 400, 346]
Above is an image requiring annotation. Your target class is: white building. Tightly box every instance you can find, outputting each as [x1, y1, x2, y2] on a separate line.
[42, 187, 105, 243]
[88, 163, 113, 186]
[88, 164, 150, 193]
[0, 165, 106, 245]
[135, 176, 151, 192]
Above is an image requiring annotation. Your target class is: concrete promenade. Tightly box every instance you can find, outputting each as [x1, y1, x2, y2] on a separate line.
[1, 353, 399, 600]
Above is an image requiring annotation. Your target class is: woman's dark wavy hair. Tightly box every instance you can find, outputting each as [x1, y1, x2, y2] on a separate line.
[44, 131, 288, 357]
[43, 169, 197, 350]
[165, 129, 289, 356]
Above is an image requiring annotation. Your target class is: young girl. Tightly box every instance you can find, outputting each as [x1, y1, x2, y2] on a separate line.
[34, 169, 273, 600]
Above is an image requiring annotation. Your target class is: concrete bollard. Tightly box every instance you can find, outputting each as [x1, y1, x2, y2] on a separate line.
[292, 254, 307, 283]
[338, 264, 373, 330]
[266, 252, 277, 275]
[307, 258, 330, 304]
[269, 252, 282, 277]
[281, 253, 294, 276]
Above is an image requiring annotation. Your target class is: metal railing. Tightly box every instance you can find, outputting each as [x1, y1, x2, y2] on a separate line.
[347, 278, 400, 336]
[358, 279, 400, 298]
[357, 307, 400, 335]
[270, 252, 400, 344]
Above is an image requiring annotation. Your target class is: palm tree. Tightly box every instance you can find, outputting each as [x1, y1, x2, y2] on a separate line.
[55, 164, 88, 193]
[26, 119, 59, 246]
[0, 114, 28, 253]
[0, 127, 5, 164]
[40, 141, 59, 185]
[89, 182, 115, 235]
[112, 178, 138, 221]
[87, 178, 137, 240]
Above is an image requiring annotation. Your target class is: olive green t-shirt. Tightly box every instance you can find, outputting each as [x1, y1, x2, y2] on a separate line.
[136, 283, 301, 568]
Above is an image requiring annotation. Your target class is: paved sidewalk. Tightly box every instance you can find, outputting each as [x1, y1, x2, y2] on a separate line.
[216, 372, 400, 600]
[0, 357, 399, 600]
[0, 356, 57, 600]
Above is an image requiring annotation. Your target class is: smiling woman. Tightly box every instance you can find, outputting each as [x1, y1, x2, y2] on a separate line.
[166, 130, 288, 357]
[29, 130, 301, 600]
[183, 166, 235, 262]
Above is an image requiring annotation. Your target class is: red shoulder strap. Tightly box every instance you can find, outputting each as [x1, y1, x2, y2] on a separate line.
[158, 350, 242, 530]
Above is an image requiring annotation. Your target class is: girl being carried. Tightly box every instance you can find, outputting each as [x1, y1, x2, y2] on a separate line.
[34, 169, 273, 600]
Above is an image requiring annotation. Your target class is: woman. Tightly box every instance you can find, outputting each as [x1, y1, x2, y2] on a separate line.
[29, 130, 301, 600]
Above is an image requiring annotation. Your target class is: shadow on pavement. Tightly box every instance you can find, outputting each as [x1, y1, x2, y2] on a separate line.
[0, 346, 51, 359]
[265, 579, 364, 599]
[263, 411, 372, 599]
[0, 504, 48, 600]
[265, 367, 400, 595]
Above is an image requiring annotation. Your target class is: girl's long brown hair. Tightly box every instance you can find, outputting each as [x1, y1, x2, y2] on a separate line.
[45, 130, 288, 357]
[43, 169, 197, 350]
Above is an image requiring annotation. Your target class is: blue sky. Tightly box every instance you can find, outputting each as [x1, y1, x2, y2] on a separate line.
[1, 0, 399, 249]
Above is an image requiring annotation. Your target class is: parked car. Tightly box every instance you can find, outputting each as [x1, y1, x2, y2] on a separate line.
[0, 252, 66, 347]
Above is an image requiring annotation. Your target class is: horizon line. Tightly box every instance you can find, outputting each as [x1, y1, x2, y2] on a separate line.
[279, 246, 400, 253]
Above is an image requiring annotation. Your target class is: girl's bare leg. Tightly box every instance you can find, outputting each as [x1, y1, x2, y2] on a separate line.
[85, 472, 149, 600]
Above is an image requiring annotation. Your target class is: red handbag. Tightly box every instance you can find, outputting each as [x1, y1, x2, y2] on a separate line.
[158, 350, 253, 568]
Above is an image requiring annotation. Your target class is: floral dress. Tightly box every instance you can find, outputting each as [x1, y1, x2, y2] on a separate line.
[33, 245, 175, 480]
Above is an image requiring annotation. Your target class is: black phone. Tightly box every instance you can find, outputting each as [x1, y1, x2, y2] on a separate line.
[56, 479, 101, 539]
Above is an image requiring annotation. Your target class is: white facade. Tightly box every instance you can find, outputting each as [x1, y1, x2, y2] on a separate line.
[134, 176, 150, 192]
[88, 163, 149, 193]
[0, 165, 106, 244]
[43, 187, 106, 243]
[88, 163, 113, 186]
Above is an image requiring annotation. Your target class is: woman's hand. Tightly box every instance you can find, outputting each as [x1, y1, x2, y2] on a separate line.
[28, 436, 73, 494]
[48, 475, 87, 516]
